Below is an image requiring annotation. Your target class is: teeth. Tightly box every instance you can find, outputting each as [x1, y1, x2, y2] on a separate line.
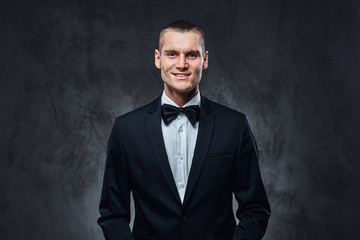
[176, 74, 187, 76]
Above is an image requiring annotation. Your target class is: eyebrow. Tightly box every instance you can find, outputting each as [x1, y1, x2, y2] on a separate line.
[163, 50, 176, 54]
[163, 50, 201, 55]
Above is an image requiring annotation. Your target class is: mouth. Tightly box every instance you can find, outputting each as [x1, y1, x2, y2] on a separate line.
[172, 73, 191, 79]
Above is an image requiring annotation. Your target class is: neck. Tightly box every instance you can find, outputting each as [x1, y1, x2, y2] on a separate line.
[164, 87, 198, 107]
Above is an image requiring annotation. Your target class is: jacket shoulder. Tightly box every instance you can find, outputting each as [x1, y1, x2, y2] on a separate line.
[205, 97, 247, 121]
[115, 96, 159, 124]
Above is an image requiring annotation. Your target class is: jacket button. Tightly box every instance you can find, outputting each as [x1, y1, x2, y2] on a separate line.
[180, 215, 186, 221]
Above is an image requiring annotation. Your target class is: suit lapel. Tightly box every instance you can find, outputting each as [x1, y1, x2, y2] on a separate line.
[144, 96, 182, 205]
[183, 95, 215, 206]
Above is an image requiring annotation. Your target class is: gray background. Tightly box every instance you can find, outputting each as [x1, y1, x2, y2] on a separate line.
[1, 0, 359, 239]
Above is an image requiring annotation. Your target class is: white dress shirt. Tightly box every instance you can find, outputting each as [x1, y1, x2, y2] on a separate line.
[161, 91, 200, 203]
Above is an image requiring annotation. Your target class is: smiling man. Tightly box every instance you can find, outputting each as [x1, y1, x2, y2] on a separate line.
[155, 27, 208, 107]
[98, 20, 271, 240]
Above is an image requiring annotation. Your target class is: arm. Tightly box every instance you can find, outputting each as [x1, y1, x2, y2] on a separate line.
[233, 117, 271, 240]
[98, 118, 134, 240]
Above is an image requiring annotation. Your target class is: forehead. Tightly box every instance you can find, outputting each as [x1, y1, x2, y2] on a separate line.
[161, 30, 203, 52]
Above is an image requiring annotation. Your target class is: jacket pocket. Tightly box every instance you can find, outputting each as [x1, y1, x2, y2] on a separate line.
[132, 221, 153, 240]
[206, 150, 231, 159]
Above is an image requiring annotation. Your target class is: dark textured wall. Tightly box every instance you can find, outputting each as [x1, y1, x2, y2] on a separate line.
[1, 0, 359, 239]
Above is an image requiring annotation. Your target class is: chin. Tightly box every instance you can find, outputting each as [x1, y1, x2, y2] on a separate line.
[164, 80, 198, 95]
[174, 85, 196, 93]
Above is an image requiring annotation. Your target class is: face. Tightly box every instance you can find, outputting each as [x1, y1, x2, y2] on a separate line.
[155, 30, 208, 97]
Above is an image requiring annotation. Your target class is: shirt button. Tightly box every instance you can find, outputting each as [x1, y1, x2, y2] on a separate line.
[179, 184, 185, 189]
[178, 127, 183, 133]
[179, 155, 183, 160]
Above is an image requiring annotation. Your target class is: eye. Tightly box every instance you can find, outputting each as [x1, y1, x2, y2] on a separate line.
[167, 52, 177, 57]
[187, 53, 197, 58]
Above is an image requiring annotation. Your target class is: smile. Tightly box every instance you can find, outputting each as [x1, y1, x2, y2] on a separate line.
[172, 73, 191, 79]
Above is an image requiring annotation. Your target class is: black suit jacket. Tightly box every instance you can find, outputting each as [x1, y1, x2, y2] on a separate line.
[98, 95, 271, 240]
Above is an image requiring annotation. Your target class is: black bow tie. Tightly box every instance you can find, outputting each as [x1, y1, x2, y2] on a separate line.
[161, 104, 200, 127]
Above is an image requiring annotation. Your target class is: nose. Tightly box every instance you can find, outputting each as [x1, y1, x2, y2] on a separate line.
[176, 54, 188, 69]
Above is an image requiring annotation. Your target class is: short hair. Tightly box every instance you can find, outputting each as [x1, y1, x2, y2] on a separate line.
[158, 20, 206, 54]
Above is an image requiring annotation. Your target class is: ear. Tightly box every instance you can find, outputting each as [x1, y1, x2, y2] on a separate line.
[202, 51, 209, 70]
[155, 49, 161, 69]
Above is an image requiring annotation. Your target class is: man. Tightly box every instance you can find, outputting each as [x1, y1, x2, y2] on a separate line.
[98, 20, 271, 240]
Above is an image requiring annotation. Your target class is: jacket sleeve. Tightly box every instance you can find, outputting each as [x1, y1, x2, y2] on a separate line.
[232, 116, 271, 240]
[98, 118, 134, 240]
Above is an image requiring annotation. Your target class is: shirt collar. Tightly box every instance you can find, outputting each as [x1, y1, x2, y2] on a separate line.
[161, 90, 201, 108]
